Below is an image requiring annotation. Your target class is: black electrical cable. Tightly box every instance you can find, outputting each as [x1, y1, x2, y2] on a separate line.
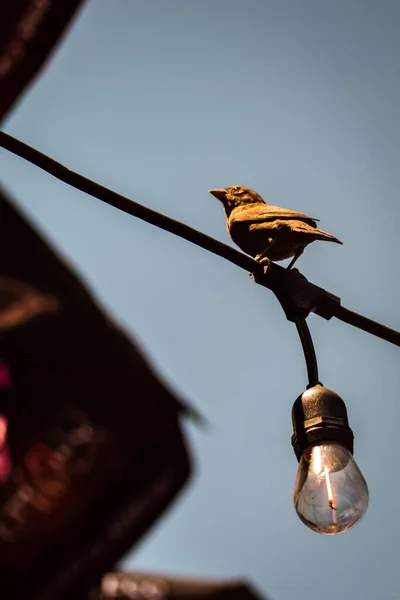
[294, 317, 319, 387]
[331, 304, 400, 347]
[0, 132, 260, 276]
[2, 130, 400, 349]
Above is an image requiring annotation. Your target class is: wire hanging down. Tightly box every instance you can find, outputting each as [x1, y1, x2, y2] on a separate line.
[294, 317, 319, 387]
[1, 131, 400, 348]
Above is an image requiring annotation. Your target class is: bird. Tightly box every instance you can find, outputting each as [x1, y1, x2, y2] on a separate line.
[208, 186, 342, 269]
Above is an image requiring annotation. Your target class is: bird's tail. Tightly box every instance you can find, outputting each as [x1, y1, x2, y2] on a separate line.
[314, 228, 343, 244]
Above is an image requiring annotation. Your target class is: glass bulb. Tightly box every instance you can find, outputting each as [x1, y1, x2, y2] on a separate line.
[293, 442, 369, 534]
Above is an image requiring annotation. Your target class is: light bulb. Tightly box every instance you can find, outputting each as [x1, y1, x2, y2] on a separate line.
[293, 442, 369, 534]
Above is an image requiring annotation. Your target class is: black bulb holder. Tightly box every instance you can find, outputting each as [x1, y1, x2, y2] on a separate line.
[291, 383, 354, 462]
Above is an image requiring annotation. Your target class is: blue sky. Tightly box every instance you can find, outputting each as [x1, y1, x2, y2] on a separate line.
[2, 1, 400, 599]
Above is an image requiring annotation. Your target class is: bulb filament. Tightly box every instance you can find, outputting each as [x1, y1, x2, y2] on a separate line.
[324, 467, 337, 511]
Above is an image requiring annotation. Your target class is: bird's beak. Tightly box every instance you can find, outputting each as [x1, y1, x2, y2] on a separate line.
[208, 188, 227, 202]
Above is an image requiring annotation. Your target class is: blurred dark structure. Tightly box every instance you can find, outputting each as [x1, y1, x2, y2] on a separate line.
[1, 4, 195, 598]
[0, 188, 193, 599]
[93, 572, 270, 600]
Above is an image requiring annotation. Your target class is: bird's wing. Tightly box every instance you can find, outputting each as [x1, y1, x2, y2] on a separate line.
[232, 204, 319, 224]
[248, 219, 342, 244]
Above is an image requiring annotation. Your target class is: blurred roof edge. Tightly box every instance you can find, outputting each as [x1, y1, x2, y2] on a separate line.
[0, 0, 86, 122]
[98, 572, 271, 600]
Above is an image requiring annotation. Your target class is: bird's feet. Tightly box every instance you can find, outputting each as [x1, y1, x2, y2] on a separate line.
[249, 256, 271, 279]
[255, 255, 271, 267]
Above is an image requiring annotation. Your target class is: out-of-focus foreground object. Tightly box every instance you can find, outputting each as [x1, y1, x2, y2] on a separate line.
[0, 6, 197, 597]
[93, 572, 271, 600]
[0, 187, 194, 599]
[0, 0, 86, 121]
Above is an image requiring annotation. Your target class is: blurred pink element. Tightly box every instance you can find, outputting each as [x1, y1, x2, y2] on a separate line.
[0, 416, 7, 447]
[0, 447, 11, 483]
[0, 361, 11, 389]
[0, 415, 11, 482]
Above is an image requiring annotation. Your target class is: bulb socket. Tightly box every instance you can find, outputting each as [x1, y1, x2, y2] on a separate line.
[291, 383, 354, 461]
